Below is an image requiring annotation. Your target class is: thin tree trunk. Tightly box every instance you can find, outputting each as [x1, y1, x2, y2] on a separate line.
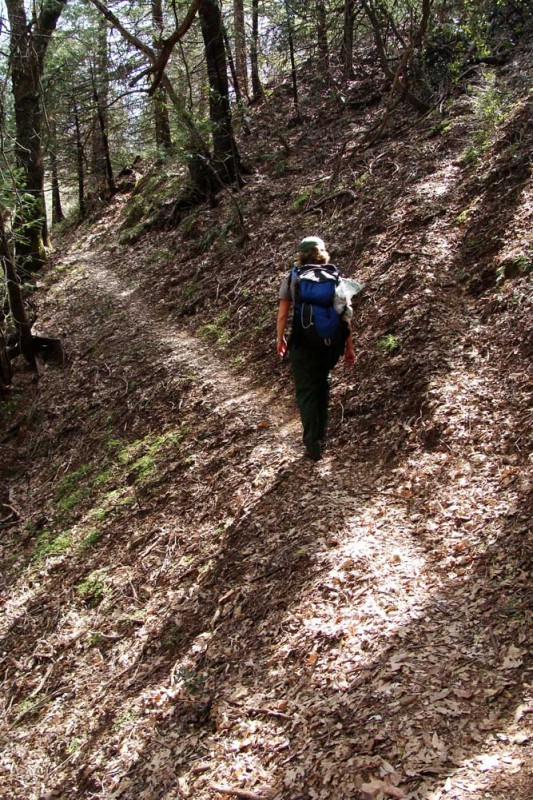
[0, 211, 36, 370]
[284, 1, 301, 121]
[50, 147, 64, 224]
[223, 21, 243, 103]
[361, 0, 431, 113]
[48, 117, 64, 224]
[233, 0, 249, 99]
[342, 0, 356, 79]
[250, 0, 263, 102]
[89, 0, 215, 194]
[90, 16, 110, 191]
[223, 23, 252, 135]
[91, 75, 116, 194]
[5, 0, 67, 272]
[73, 102, 86, 219]
[152, 0, 174, 155]
[198, 0, 242, 184]
[360, 0, 391, 78]
[153, 88, 173, 154]
[316, 0, 329, 78]
[0, 327, 13, 393]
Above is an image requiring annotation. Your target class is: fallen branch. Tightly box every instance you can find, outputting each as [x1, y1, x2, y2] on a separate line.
[246, 705, 291, 720]
[306, 189, 357, 213]
[0, 502, 20, 522]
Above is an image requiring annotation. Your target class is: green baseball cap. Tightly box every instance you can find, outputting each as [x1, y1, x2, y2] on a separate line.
[298, 236, 325, 253]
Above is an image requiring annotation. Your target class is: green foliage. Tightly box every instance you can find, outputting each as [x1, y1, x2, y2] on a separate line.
[46, 427, 188, 541]
[78, 528, 103, 551]
[429, 120, 452, 137]
[121, 197, 147, 228]
[105, 437, 123, 453]
[182, 283, 199, 300]
[177, 666, 204, 695]
[197, 227, 220, 253]
[0, 166, 44, 257]
[496, 252, 533, 284]
[113, 709, 136, 730]
[66, 738, 82, 754]
[87, 633, 104, 647]
[76, 570, 107, 605]
[49, 262, 74, 279]
[181, 212, 200, 238]
[153, 249, 173, 265]
[292, 185, 321, 210]
[460, 70, 510, 166]
[118, 429, 183, 467]
[130, 453, 157, 481]
[199, 310, 231, 344]
[34, 530, 72, 561]
[271, 159, 289, 177]
[54, 464, 94, 514]
[354, 173, 370, 190]
[93, 467, 114, 486]
[14, 694, 49, 723]
[118, 224, 145, 246]
[376, 334, 401, 353]
[454, 208, 472, 226]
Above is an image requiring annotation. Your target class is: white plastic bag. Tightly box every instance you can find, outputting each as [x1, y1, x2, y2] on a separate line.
[334, 278, 364, 318]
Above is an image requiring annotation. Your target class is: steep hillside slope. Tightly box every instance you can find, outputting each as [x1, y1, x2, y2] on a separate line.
[1, 42, 531, 800]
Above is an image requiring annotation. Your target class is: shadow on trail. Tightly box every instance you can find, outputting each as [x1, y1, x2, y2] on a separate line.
[452, 96, 532, 295]
[42, 444, 531, 799]
[338, 96, 531, 467]
[2, 102, 531, 797]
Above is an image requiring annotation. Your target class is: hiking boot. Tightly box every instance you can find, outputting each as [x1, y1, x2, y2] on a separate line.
[305, 444, 322, 462]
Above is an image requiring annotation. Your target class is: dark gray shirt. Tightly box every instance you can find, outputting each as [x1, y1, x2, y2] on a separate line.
[279, 271, 296, 302]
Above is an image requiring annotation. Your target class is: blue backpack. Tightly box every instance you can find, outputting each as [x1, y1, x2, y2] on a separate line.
[290, 264, 345, 351]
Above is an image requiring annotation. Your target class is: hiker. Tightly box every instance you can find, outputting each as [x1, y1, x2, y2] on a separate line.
[277, 236, 356, 461]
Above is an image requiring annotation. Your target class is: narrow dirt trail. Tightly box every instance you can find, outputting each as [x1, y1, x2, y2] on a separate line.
[1, 198, 530, 800]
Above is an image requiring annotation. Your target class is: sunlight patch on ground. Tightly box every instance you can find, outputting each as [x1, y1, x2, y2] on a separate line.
[83, 255, 303, 468]
[413, 163, 461, 200]
[276, 502, 430, 657]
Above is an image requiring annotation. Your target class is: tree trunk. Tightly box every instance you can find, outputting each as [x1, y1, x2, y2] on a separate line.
[316, 0, 329, 78]
[342, 0, 356, 79]
[360, 0, 391, 78]
[91, 75, 116, 194]
[250, 0, 263, 102]
[361, 0, 431, 113]
[90, 16, 111, 192]
[0, 211, 36, 371]
[5, 0, 67, 272]
[233, 0, 249, 99]
[223, 22, 243, 104]
[198, 0, 242, 185]
[73, 101, 86, 219]
[0, 327, 13, 394]
[88, 0, 215, 195]
[48, 117, 64, 224]
[284, 1, 301, 121]
[152, 0, 174, 155]
[50, 147, 64, 225]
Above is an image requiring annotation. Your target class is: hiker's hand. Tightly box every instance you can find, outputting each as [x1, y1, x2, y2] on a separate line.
[277, 337, 288, 359]
[344, 346, 355, 369]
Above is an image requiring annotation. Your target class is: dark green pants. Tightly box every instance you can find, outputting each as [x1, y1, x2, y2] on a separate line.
[289, 344, 339, 459]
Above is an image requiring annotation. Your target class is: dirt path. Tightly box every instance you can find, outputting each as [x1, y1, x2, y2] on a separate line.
[0, 208, 531, 800]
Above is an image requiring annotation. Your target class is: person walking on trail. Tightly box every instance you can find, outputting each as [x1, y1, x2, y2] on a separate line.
[277, 235, 356, 462]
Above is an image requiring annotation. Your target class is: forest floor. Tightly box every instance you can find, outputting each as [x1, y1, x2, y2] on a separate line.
[1, 42, 532, 800]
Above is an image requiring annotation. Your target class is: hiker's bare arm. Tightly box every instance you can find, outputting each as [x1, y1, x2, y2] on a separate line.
[344, 322, 355, 368]
[277, 299, 291, 356]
